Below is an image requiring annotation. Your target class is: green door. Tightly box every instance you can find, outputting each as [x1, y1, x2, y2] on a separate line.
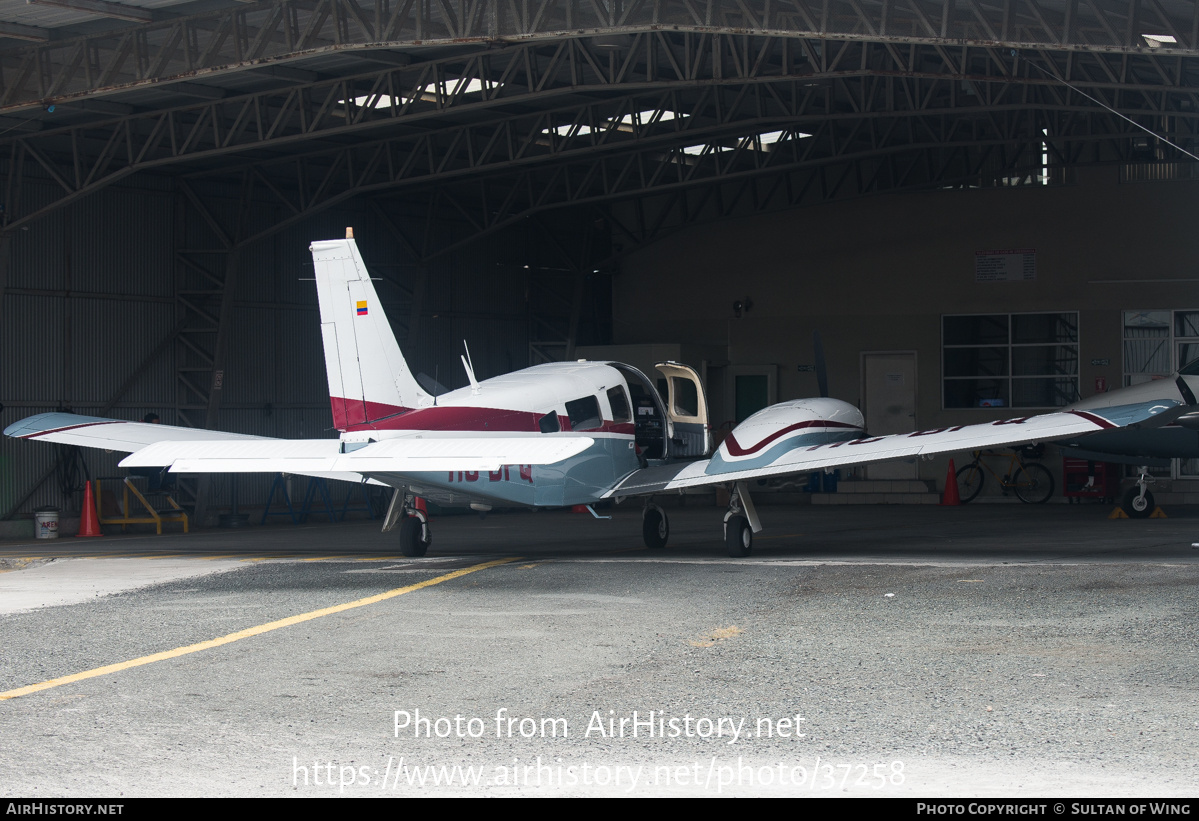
[735, 374, 769, 422]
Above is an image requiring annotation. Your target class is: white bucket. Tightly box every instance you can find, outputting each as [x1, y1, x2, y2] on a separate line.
[34, 509, 59, 539]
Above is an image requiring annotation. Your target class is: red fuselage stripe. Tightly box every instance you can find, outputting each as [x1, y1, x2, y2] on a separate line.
[330, 397, 412, 430]
[338, 401, 634, 435]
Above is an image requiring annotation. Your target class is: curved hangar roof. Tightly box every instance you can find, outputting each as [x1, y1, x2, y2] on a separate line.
[0, 0, 1197, 249]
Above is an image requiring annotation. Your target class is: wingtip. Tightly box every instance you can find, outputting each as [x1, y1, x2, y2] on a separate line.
[4, 412, 61, 438]
[3, 412, 120, 439]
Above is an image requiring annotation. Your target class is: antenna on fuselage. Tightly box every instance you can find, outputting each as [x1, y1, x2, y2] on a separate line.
[462, 341, 480, 395]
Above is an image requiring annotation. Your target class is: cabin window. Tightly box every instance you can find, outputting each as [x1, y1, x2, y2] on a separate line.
[565, 395, 602, 431]
[606, 386, 631, 423]
[942, 312, 1078, 409]
[669, 377, 699, 417]
[538, 410, 560, 434]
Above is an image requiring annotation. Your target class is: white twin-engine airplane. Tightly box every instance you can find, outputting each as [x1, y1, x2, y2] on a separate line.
[5, 232, 1194, 557]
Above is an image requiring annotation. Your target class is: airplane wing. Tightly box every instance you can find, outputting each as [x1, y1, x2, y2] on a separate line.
[606, 400, 1186, 496]
[7, 412, 594, 488]
[3, 412, 381, 486]
[3, 412, 266, 451]
[120, 435, 596, 474]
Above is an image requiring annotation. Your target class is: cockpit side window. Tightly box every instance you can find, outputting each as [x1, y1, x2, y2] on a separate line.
[538, 410, 561, 433]
[1181, 357, 1199, 376]
[565, 395, 602, 431]
[607, 386, 631, 423]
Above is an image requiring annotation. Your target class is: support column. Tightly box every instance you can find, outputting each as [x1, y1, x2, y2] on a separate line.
[173, 175, 253, 526]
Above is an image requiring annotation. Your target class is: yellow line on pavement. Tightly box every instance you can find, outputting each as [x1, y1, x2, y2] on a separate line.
[0, 557, 518, 701]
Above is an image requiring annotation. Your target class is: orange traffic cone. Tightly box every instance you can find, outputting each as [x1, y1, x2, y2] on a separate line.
[940, 459, 961, 506]
[76, 480, 103, 537]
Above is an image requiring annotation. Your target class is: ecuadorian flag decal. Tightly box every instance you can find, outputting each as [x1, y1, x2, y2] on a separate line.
[356, 300, 368, 316]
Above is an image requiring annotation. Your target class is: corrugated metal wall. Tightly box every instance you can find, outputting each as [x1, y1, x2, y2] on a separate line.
[2, 178, 178, 517]
[1, 175, 535, 521]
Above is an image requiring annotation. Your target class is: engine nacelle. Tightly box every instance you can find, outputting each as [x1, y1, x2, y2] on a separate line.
[708, 398, 865, 474]
[1175, 411, 1199, 431]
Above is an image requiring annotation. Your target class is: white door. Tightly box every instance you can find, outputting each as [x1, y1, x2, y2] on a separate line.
[863, 352, 917, 479]
[655, 361, 712, 458]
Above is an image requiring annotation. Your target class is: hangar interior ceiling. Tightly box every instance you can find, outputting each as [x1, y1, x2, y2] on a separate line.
[2, 0, 1198, 520]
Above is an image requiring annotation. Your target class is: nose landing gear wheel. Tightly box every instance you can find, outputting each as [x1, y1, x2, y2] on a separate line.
[1122, 487, 1155, 519]
[399, 516, 431, 557]
[725, 515, 752, 557]
[643, 507, 669, 549]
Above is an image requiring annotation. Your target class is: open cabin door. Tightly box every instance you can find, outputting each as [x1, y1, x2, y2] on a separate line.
[655, 361, 711, 458]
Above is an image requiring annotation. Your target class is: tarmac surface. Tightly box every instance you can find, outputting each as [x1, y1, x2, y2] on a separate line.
[1, 503, 1197, 797]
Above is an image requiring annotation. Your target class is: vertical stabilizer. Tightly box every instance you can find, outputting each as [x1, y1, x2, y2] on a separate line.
[310, 234, 431, 429]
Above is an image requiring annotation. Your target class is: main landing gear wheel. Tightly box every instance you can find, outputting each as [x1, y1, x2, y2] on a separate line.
[1122, 487, 1155, 519]
[643, 506, 669, 549]
[399, 516, 432, 557]
[725, 515, 752, 557]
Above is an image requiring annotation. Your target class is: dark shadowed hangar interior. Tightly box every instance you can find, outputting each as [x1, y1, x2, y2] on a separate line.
[2, 0, 1199, 529]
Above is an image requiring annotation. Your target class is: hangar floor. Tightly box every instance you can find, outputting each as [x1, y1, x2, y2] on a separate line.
[1, 505, 1197, 797]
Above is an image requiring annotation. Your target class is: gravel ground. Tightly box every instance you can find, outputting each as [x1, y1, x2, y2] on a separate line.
[0, 506, 1196, 796]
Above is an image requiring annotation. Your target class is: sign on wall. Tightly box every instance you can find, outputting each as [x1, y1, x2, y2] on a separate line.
[974, 249, 1036, 282]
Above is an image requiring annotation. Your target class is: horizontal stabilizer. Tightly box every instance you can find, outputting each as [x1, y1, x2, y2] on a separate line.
[121, 435, 596, 474]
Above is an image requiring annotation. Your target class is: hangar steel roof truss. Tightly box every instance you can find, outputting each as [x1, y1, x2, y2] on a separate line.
[2, 29, 1198, 236]
[1, 0, 1199, 115]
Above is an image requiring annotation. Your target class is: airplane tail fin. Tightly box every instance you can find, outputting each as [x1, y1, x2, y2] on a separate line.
[310, 232, 431, 429]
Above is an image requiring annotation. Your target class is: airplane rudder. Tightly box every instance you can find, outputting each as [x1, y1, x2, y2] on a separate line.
[309, 230, 430, 414]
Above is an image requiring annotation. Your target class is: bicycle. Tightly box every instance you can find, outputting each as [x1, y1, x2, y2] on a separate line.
[955, 444, 1054, 504]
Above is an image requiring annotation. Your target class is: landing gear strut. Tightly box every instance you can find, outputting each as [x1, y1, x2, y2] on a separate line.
[642, 502, 669, 549]
[723, 482, 762, 558]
